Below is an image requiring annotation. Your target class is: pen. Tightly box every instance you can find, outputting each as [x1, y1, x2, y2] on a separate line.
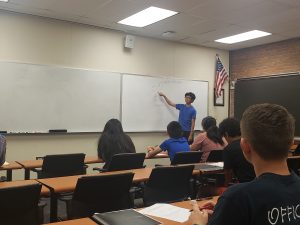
[188, 197, 197, 212]
[189, 197, 214, 212]
[196, 196, 213, 201]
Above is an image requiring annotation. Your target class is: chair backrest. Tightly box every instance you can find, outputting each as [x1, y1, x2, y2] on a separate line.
[0, 183, 41, 225]
[106, 153, 146, 171]
[293, 144, 300, 155]
[171, 151, 203, 165]
[287, 157, 300, 175]
[206, 150, 223, 162]
[70, 172, 134, 218]
[143, 165, 194, 206]
[40, 153, 86, 178]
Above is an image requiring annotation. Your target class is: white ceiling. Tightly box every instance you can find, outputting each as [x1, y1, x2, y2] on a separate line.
[0, 0, 299, 50]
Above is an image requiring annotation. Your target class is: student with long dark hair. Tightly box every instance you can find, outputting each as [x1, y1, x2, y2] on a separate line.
[190, 116, 225, 162]
[97, 119, 135, 169]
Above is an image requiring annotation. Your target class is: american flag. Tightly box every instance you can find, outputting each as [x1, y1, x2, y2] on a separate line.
[215, 55, 229, 97]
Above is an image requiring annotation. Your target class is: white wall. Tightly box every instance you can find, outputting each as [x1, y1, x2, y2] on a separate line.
[0, 11, 229, 180]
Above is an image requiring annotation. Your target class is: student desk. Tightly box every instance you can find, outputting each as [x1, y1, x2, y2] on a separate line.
[43, 197, 219, 225]
[16, 154, 169, 180]
[0, 161, 23, 181]
[37, 165, 218, 222]
[16, 156, 103, 180]
[288, 155, 300, 159]
[0, 179, 50, 196]
[38, 167, 153, 222]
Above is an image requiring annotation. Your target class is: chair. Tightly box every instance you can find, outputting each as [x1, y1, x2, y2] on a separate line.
[206, 150, 223, 162]
[143, 165, 194, 206]
[171, 151, 203, 165]
[68, 173, 134, 219]
[287, 157, 300, 175]
[293, 144, 300, 155]
[32, 153, 86, 178]
[94, 153, 146, 172]
[0, 183, 42, 225]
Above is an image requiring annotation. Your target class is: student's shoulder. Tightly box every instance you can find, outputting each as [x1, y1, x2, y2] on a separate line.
[160, 138, 172, 145]
[176, 103, 184, 108]
[222, 181, 256, 198]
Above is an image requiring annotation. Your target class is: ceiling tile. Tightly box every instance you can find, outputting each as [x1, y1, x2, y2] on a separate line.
[0, 0, 298, 50]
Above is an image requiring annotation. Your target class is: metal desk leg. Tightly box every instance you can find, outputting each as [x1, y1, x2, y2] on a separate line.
[50, 191, 59, 222]
[6, 169, 12, 181]
[25, 168, 30, 180]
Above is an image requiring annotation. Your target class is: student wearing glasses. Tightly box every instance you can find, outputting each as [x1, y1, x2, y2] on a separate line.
[158, 91, 196, 144]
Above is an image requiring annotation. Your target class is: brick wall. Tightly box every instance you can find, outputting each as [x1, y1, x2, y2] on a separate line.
[229, 38, 300, 116]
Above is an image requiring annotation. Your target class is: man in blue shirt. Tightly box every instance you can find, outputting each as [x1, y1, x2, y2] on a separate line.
[158, 92, 196, 144]
[147, 121, 190, 162]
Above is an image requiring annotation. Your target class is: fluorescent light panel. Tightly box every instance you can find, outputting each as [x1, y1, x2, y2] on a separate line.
[0, 0, 9, 2]
[215, 30, 271, 44]
[118, 6, 178, 27]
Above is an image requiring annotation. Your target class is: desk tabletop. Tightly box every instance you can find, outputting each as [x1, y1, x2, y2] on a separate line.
[0, 179, 49, 195]
[43, 197, 219, 225]
[37, 167, 153, 193]
[16, 156, 103, 169]
[288, 155, 300, 159]
[37, 166, 206, 194]
[43, 218, 96, 225]
[16, 154, 169, 169]
[0, 161, 23, 170]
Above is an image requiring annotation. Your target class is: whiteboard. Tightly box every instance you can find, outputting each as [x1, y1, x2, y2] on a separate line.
[0, 62, 121, 133]
[121, 74, 208, 132]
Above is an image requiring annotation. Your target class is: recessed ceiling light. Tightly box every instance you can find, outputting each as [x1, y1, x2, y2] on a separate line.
[215, 30, 271, 44]
[0, 0, 9, 2]
[118, 6, 178, 27]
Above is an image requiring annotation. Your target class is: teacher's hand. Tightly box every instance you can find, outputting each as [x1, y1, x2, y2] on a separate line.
[158, 91, 165, 97]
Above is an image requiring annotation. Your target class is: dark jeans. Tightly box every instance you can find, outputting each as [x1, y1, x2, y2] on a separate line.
[183, 131, 194, 145]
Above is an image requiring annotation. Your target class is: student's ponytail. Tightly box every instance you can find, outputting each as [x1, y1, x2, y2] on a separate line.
[206, 126, 224, 145]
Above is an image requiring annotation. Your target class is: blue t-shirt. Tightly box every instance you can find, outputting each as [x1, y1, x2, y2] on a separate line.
[159, 137, 190, 161]
[176, 104, 196, 131]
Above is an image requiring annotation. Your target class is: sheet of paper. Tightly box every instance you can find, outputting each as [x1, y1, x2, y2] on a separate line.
[139, 203, 191, 223]
[206, 162, 224, 167]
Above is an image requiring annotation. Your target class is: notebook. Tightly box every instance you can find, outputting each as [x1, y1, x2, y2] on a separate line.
[194, 164, 223, 171]
[91, 209, 161, 225]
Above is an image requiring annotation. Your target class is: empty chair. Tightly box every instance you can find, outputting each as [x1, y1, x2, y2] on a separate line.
[293, 144, 300, 155]
[171, 151, 203, 165]
[143, 165, 194, 206]
[0, 183, 41, 225]
[287, 157, 300, 175]
[94, 153, 146, 172]
[68, 173, 134, 219]
[32, 153, 86, 178]
[206, 150, 223, 162]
